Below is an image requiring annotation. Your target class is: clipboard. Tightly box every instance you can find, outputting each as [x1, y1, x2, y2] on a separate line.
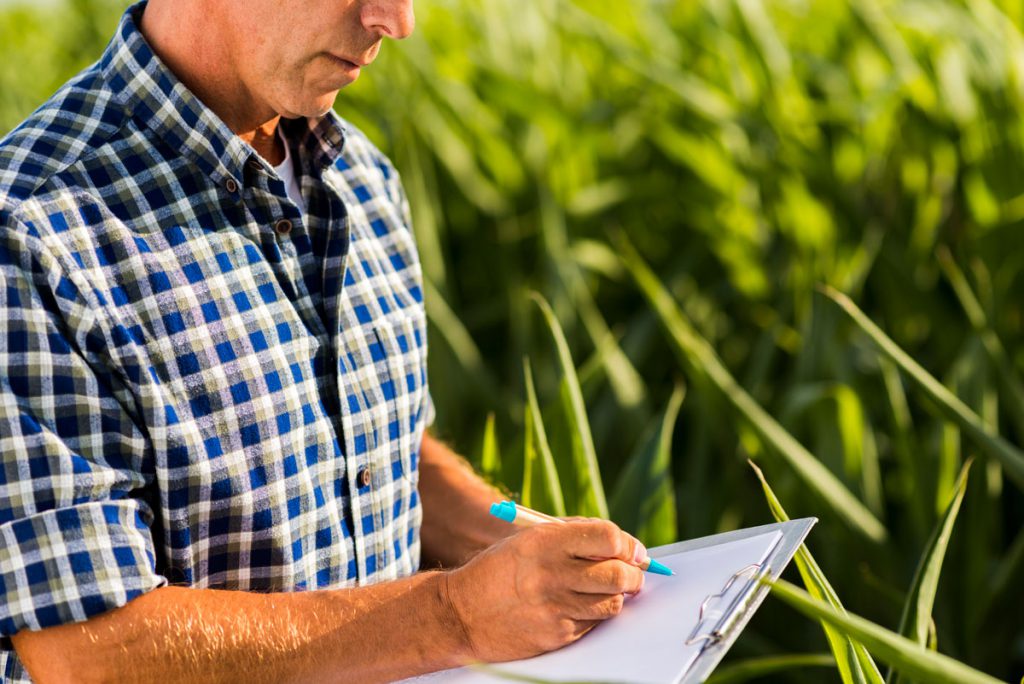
[668, 518, 816, 683]
[403, 518, 816, 684]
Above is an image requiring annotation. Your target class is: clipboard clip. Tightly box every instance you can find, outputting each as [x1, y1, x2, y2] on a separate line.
[684, 562, 768, 647]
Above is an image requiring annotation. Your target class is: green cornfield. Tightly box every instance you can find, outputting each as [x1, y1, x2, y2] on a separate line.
[3, 0, 1023, 681]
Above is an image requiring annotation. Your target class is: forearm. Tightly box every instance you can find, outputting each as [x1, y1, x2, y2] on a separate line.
[418, 431, 513, 568]
[13, 572, 467, 684]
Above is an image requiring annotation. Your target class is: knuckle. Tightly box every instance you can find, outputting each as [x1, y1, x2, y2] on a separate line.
[557, 618, 577, 643]
[632, 570, 645, 592]
[606, 565, 627, 588]
[621, 565, 642, 590]
[519, 571, 546, 599]
[607, 594, 625, 616]
[520, 525, 549, 547]
[586, 521, 622, 554]
[601, 523, 622, 550]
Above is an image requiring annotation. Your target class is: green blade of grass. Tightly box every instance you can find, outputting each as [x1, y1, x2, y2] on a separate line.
[985, 522, 1024, 620]
[779, 383, 884, 516]
[532, 292, 609, 519]
[423, 277, 500, 400]
[521, 393, 536, 509]
[974, 522, 1024, 662]
[481, 413, 501, 482]
[821, 285, 1024, 488]
[619, 237, 887, 542]
[705, 654, 836, 684]
[937, 246, 1024, 441]
[769, 580, 1004, 684]
[523, 357, 567, 517]
[888, 459, 972, 684]
[609, 382, 685, 546]
[880, 359, 931, 540]
[552, 0, 735, 121]
[538, 190, 646, 411]
[750, 460, 884, 684]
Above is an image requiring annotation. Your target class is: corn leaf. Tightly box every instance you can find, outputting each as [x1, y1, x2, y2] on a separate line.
[481, 413, 501, 481]
[620, 237, 887, 542]
[769, 580, 1003, 684]
[423, 278, 500, 399]
[822, 285, 1024, 488]
[521, 391, 536, 509]
[937, 246, 1024, 442]
[888, 459, 972, 684]
[609, 382, 685, 546]
[523, 357, 567, 517]
[532, 292, 609, 519]
[750, 460, 884, 684]
[538, 189, 646, 411]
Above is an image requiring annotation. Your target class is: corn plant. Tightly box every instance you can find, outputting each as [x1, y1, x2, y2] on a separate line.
[4, 0, 1024, 679]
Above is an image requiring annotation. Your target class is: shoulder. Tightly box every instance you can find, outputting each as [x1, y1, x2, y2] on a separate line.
[0, 61, 131, 215]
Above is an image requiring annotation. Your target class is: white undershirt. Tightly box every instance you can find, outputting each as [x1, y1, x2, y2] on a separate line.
[273, 128, 306, 214]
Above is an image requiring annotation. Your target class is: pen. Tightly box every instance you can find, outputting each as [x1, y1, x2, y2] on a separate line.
[489, 500, 675, 576]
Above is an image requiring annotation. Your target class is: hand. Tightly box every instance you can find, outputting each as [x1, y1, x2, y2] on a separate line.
[440, 519, 647, 663]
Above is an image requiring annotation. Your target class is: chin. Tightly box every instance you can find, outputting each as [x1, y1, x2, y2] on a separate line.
[315, 95, 341, 117]
[280, 92, 341, 120]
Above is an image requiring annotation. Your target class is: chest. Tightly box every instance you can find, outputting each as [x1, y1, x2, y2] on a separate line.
[43, 156, 429, 586]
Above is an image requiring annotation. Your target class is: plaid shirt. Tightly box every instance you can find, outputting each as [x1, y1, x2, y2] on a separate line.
[0, 3, 433, 679]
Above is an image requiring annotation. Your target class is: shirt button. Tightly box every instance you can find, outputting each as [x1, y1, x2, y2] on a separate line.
[275, 218, 293, 235]
[225, 178, 239, 193]
[357, 467, 372, 488]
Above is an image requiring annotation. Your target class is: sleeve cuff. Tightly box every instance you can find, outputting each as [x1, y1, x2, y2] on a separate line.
[0, 500, 166, 640]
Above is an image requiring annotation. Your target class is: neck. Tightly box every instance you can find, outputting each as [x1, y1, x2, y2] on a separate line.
[139, 0, 286, 165]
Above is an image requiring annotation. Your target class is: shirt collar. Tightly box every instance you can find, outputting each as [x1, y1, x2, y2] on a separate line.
[281, 111, 348, 175]
[100, 1, 347, 196]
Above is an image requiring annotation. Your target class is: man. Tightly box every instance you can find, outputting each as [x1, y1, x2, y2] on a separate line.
[0, 1, 647, 681]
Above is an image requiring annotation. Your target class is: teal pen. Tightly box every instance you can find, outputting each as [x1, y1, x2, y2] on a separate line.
[489, 500, 675, 577]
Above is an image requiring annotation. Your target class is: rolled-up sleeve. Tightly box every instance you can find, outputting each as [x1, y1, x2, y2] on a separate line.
[0, 216, 164, 641]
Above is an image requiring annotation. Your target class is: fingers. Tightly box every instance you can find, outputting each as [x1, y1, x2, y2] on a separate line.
[568, 558, 645, 595]
[559, 519, 646, 566]
[563, 592, 628, 622]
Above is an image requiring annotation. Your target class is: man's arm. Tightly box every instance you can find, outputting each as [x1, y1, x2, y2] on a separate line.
[13, 519, 646, 683]
[12, 573, 464, 684]
[417, 431, 515, 567]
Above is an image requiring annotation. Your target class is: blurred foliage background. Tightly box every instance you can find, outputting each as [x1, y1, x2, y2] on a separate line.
[3, 0, 1024, 681]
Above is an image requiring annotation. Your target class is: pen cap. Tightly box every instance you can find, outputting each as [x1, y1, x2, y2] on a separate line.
[489, 501, 518, 523]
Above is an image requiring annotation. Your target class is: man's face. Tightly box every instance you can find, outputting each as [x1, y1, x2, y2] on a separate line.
[219, 0, 415, 119]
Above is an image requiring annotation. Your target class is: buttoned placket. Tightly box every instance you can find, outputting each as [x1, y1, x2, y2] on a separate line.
[243, 140, 393, 582]
[332, 222, 407, 579]
[246, 151, 389, 580]
[238, 157, 324, 330]
[290, 148, 390, 583]
[324, 204, 385, 583]
[316, 176, 398, 580]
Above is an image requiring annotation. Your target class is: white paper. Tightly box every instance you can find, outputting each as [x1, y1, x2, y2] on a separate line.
[404, 530, 784, 684]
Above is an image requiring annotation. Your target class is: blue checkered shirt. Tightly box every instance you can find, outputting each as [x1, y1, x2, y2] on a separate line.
[0, 3, 433, 679]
